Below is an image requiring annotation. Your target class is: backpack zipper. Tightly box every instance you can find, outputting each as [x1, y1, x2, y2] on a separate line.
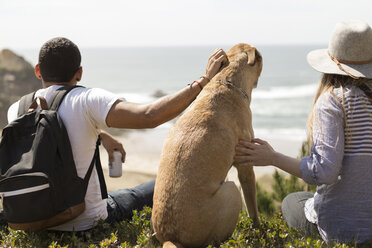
[0, 183, 50, 207]
[0, 183, 50, 198]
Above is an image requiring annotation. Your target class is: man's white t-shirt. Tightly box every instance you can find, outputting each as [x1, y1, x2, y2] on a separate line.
[7, 85, 120, 231]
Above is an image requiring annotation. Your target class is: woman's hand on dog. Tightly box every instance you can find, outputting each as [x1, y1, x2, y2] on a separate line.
[234, 138, 276, 166]
[235, 138, 303, 178]
[204, 48, 227, 83]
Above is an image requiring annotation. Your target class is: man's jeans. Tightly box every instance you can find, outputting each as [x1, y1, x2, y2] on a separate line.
[105, 179, 155, 224]
[0, 179, 155, 228]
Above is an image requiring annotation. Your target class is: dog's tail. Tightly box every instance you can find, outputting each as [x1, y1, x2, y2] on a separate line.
[163, 241, 183, 248]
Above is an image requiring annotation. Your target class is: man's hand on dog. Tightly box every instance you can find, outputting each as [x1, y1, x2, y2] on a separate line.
[204, 48, 227, 83]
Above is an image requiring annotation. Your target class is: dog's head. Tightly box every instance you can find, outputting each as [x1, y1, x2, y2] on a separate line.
[220, 43, 263, 90]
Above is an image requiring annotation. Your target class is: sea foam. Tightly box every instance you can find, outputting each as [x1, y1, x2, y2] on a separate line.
[118, 92, 155, 103]
[253, 83, 318, 99]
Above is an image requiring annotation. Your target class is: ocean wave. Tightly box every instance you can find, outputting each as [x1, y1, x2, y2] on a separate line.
[252, 83, 318, 99]
[118, 92, 155, 103]
[254, 128, 307, 141]
[116, 91, 310, 140]
[157, 122, 173, 129]
[251, 103, 311, 117]
[118, 83, 318, 103]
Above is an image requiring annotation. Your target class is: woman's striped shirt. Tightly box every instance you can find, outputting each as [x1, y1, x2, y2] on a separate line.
[300, 84, 372, 244]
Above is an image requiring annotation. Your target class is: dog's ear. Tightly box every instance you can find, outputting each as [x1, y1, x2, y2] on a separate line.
[247, 48, 256, 66]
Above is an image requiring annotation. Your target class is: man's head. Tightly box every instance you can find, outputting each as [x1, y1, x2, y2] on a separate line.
[37, 37, 81, 84]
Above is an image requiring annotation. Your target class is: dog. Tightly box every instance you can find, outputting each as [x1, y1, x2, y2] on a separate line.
[152, 43, 263, 248]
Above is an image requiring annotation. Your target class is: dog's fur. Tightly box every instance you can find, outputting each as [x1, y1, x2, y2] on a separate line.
[152, 43, 263, 248]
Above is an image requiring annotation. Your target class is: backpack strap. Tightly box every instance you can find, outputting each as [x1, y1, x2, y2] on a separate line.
[17, 85, 81, 116]
[48, 85, 83, 111]
[83, 136, 108, 199]
[48, 85, 108, 199]
[17, 92, 36, 117]
[93, 137, 108, 199]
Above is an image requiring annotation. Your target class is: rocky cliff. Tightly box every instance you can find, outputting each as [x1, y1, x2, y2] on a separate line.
[0, 49, 40, 128]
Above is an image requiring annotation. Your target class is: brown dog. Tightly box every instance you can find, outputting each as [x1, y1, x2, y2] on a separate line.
[152, 43, 263, 248]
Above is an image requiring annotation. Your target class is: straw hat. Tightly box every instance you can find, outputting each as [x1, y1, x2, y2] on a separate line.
[307, 20, 372, 79]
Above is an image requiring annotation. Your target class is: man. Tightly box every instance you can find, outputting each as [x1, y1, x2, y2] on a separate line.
[5, 37, 226, 231]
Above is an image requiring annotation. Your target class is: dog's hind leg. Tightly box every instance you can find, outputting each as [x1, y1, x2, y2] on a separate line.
[236, 165, 260, 226]
[204, 181, 242, 244]
[177, 181, 241, 247]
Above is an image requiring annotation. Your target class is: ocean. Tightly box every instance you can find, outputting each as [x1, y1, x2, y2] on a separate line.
[16, 45, 324, 170]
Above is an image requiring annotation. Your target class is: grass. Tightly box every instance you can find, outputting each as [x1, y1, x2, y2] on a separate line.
[0, 206, 355, 248]
[0, 141, 358, 247]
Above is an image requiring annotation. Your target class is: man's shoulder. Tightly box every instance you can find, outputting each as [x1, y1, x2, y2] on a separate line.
[68, 86, 120, 130]
[69, 86, 115, 98]
[7, 86, 119, 124]
[79, 87, 120, 104]
[54, 86, 116, 105]
[7, 101, 20, 123]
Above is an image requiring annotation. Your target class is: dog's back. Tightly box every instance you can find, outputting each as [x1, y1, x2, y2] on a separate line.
[152, 43, 263, 247]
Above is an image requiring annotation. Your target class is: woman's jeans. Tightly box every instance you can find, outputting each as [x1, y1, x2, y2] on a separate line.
[281, 191, 318, 236]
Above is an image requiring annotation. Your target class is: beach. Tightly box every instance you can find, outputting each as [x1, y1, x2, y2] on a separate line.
[101, 127, 305, 191]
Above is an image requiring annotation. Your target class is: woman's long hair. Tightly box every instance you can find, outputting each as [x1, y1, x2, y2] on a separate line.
[307, 74, 372, 146]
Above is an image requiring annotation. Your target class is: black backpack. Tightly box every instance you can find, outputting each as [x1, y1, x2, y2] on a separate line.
[0, 86, 108, 231]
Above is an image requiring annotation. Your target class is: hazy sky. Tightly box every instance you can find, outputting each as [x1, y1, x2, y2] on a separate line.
[1, 0, 372, 49]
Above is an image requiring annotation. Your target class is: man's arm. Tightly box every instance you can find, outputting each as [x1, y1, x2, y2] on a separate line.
[106, 48, 227, 129]
[100, 130, 126, 163]
[106, 79, 206, 129]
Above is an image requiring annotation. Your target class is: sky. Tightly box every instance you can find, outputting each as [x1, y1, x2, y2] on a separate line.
[1, 0, 372, 49]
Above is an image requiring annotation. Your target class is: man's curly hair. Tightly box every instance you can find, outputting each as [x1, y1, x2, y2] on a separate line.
[38, 37, 81, 83]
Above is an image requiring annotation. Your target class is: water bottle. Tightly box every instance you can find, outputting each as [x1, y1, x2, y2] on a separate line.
[109, 150, 122, 177]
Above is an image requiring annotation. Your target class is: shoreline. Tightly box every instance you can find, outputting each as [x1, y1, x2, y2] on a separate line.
[1, 126, 304, 191]
[101, 128, 305, 190]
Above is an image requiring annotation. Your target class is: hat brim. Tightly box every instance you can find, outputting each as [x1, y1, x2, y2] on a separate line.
[307, 49, 372, 78]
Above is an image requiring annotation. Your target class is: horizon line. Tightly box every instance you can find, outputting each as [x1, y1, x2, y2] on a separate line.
[2, 42, 327, 51]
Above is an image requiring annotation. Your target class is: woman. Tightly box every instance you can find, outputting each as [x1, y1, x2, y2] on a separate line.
[234, 20, 372, 244]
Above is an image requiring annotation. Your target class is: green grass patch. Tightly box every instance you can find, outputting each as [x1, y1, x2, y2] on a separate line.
[0, 206, 354, 248]
[0, 141, 357, 247]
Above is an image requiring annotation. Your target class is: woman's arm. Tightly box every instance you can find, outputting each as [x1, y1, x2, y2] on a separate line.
[235, 92, 345, 185]
[234, 138, 302, 178]
[299, 93, 345, 185]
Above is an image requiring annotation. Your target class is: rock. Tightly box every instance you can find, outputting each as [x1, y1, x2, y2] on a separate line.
[0, 49, 41, 128]
[152, 89, 167, 98]
[0, 49, 33, 72]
